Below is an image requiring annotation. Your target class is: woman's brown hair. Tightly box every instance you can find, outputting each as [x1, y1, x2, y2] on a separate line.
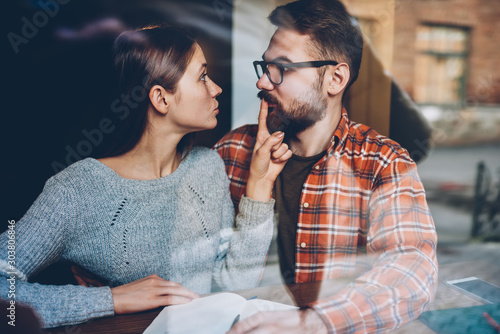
[102, 25, 196, 158]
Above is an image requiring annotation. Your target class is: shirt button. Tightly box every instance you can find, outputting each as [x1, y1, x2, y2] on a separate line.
[314, 165, 320, 170]
[300, 242, 307, 248]
[303, 202, 309, 208]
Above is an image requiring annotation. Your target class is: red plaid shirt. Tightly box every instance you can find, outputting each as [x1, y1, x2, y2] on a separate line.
[214, 109, 438, 333]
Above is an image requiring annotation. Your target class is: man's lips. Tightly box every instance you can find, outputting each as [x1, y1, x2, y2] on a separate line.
[266, 102, 278, 114]
[257, 91, 279, 112]
[262, 98, 277, 110]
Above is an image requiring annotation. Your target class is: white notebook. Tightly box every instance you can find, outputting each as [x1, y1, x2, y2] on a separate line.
[143, 292, 298, 334]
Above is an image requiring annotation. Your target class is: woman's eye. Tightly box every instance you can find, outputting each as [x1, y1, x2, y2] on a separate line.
[201, 73, 208, 82]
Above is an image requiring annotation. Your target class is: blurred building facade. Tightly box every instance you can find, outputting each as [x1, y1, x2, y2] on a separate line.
[344, 0, 500, 107]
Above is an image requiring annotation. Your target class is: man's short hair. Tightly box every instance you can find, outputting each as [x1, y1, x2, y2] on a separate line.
[269, 0, 363, 91]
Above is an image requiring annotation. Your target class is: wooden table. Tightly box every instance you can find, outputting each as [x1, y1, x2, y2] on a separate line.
[42, 261, 500, 334]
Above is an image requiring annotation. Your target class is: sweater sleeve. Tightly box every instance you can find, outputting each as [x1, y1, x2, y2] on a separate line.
[0, 177, 115, 328]
[211, 167, 275, 292]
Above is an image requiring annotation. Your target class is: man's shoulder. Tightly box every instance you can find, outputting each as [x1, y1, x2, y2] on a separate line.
[214, 124, 258, 151]
[346, 120, 411, 163]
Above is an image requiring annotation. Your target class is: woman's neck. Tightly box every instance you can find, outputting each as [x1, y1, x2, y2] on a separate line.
[100, 130, 184, 180]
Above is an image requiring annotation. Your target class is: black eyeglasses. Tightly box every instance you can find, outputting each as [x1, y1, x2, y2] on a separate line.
[253, 60, 338, 85]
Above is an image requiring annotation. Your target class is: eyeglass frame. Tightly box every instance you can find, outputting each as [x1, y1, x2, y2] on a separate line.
[253, 60, 339, 85]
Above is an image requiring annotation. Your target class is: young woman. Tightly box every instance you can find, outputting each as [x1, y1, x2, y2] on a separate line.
[0, 25, 291, 328]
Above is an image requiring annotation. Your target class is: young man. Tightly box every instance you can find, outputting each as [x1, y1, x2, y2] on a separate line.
[216, 0, 438, 333]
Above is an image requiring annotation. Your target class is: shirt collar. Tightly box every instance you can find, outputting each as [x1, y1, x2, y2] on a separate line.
[326, 107, 350, 156]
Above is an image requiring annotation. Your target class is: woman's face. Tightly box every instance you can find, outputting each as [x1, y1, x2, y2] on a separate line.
[168, 43, 222, 133]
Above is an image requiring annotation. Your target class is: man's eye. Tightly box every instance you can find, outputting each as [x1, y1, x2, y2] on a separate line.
[201, 73, 208, 82]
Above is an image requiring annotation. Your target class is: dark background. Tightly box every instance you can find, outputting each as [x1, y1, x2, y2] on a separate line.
[4, 0, 234, 231]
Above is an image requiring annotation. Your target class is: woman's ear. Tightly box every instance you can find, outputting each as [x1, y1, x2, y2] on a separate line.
[149, 85, 169, 115]
[325, 63, 350, 96]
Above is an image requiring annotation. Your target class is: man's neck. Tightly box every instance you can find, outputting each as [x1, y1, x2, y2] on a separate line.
[288, 106, 342, 157]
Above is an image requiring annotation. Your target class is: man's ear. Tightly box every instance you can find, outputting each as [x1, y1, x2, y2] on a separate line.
[325, 63, 350, 96]
[149, 85, 169, 115]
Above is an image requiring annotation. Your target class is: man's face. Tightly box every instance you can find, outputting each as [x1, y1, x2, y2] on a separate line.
[257, 28, 327, 135]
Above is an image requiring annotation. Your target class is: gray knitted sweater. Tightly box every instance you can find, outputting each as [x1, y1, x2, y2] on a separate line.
[0, 147, 274, 328]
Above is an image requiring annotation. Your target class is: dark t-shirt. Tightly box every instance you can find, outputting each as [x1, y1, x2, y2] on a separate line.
[274, 151, 326, 284]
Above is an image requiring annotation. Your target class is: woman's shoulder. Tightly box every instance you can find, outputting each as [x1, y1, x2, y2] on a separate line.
[23, 159, 102, 211]
[51, 158, 100, 180]
[45, 158, 111, 193]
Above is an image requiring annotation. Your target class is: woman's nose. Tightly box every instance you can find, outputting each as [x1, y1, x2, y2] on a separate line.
[210, 80, 222, 97]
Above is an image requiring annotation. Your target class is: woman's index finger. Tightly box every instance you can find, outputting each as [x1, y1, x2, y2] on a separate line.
[257, 99, 270, 137]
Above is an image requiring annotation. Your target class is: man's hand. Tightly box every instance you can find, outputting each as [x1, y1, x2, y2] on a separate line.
[227, 309, 329, 334]
[111, 274, 199, 314]
[246, 100, 292, 201]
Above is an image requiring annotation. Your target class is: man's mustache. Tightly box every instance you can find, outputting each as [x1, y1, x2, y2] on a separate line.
[257, 91, 279, 105]
[256, 91, 290, 133]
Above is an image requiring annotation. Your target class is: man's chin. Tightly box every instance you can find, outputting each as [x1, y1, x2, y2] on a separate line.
[266, 109, 289, 134]
[267, 111, 318, 137]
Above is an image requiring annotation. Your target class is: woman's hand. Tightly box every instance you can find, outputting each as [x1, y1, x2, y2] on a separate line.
[246, 100, 292, 201]
[111, 274, 199, 314]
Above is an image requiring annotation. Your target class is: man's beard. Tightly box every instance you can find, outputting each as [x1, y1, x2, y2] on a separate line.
[257, 79, 327, 137]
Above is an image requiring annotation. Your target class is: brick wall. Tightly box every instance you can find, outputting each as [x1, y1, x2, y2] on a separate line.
[392, 0, 500, 104]
[467, 0, 500, 105]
